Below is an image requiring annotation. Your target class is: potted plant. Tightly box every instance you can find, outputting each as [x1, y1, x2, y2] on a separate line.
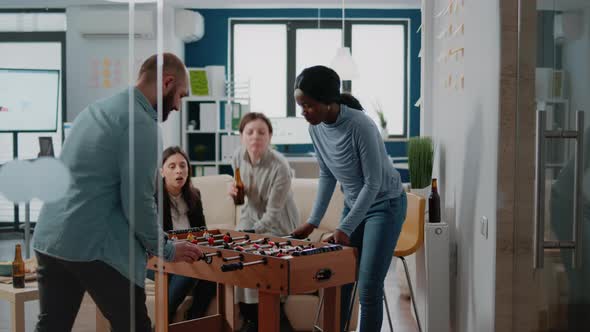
[372, 101, 388, 140]
[398, 136, 434, 297]
[407, 136, 434, 197]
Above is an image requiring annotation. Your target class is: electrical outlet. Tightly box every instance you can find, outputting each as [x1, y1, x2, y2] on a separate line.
[480, 216, 488, 239]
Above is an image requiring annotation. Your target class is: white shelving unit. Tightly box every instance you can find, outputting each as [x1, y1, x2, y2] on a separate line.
[182, 93, 249, 176]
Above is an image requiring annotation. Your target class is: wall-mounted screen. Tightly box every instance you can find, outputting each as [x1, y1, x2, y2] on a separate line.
[269, 117, 312, 145]
[0, 68, 60, 132]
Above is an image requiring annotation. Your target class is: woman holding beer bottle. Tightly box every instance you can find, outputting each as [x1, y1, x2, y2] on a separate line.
[228, 112, 299, 332]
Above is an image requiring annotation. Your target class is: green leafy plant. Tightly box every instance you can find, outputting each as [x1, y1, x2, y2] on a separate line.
[372, 100, 387, 129]
[408, 136, 434, 189]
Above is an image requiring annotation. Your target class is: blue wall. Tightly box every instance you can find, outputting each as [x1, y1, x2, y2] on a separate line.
[185, 8, 421, 180]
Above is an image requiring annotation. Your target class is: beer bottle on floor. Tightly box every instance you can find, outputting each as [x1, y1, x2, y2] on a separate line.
[234, 168, 245, 205]
[428, 178, 441, 223]
[12, 244, 25, 289]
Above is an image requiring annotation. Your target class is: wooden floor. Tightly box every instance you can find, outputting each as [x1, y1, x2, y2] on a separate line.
[0, 232, 418, 332]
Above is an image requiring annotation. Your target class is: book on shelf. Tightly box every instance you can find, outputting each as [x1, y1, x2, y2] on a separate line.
[226, 102, 250, 131]
[221, 134, 241, 163]
[199, 103, 217, 131]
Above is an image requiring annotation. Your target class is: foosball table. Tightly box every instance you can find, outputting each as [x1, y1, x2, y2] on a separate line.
[148, 228, 358, 332]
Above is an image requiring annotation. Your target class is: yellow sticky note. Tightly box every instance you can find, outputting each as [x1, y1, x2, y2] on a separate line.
[189, 68, 209, 96]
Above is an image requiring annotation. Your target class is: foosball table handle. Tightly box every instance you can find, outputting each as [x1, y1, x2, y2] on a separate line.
[221, 257, 268, 272]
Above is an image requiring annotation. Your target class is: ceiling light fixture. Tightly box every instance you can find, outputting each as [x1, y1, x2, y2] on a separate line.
[330, 0, 359, 81]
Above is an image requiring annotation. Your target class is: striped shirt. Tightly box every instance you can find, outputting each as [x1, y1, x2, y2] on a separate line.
[232, 147, 300, 236]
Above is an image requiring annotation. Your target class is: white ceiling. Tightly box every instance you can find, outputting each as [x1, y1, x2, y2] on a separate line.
[0, 0, 422, 9]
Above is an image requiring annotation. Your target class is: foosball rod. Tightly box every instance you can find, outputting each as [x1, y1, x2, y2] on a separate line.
[284, 234, 311, 241]
[194, 233, 225, 241]
[222, 253, 245, 262]
[197, 251, 221, 264]
[221, 257, 268, 272]
[195, 234, 248, 246]
[229, 237, 266, 249]
[168, 226, 206, 235]
[268, 240, 291, 247]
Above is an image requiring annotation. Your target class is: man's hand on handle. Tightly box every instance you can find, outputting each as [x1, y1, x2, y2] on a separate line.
[172, 241, 203, 263]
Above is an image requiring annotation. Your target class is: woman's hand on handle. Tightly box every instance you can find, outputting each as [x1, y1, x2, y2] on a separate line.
[322, 229, 350, 246]
[291, 222, 316, 239]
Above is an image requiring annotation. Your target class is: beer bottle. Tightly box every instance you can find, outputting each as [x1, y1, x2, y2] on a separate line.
[12, 244, 25, 289]
[428, 178, 441, 223]
[234, 168, 245, 205]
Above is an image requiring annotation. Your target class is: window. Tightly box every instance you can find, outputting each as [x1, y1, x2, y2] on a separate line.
[295, 28, 342, 117]
[230, 19, 409, 137]
[0, 18, 66, 225]
[352, 24, 407, 136]
[232, 24, 287, 118]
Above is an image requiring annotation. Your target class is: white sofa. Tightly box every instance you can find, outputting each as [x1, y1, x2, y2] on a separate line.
[145, 174, 359, 331]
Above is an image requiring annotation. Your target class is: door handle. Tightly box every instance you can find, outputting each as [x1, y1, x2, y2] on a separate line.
[573, 111, 584, 268]
[534, 110, 585, 269]
[534, 111, 547, 269]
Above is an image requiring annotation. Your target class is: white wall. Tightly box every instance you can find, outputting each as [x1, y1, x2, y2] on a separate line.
[66, 4, 183, 148]
[422, 0, 500, 331]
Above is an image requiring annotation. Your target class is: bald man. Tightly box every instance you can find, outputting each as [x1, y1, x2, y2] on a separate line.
[32, 53, 200, 332]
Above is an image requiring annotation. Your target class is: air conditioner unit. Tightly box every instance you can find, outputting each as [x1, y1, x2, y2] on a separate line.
[78, 8, 155, 39]
[175, 10, 204, 43]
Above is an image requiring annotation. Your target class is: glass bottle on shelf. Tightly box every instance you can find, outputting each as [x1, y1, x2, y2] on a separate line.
[428, 178, 441, 223]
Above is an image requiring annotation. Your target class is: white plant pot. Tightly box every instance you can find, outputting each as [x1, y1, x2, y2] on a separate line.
[398, 186, 431, 296]
[410, 185, 431, 198]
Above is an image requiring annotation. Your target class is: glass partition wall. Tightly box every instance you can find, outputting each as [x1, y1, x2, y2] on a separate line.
[0, 1, 178, 330]
[510, 0, 590, 330]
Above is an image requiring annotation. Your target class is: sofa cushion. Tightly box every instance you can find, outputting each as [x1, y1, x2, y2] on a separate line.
[191, 175, 237, 227]
[192, 175, 347, 233]
[291, 178, 345, 235]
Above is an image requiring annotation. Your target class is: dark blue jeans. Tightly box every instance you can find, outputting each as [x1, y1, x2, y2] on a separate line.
[35, 251, 151, 332]
[340, 192, 407, 332]
[146, 271, 216, 320]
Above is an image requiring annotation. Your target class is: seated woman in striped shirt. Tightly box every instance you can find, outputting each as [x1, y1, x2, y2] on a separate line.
[228, 112, 299, 332]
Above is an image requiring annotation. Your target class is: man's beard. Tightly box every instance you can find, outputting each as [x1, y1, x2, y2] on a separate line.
[161, 89, 175, 122]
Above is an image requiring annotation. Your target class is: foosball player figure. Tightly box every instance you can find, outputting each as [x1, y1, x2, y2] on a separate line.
[186, 232, 195, 242]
